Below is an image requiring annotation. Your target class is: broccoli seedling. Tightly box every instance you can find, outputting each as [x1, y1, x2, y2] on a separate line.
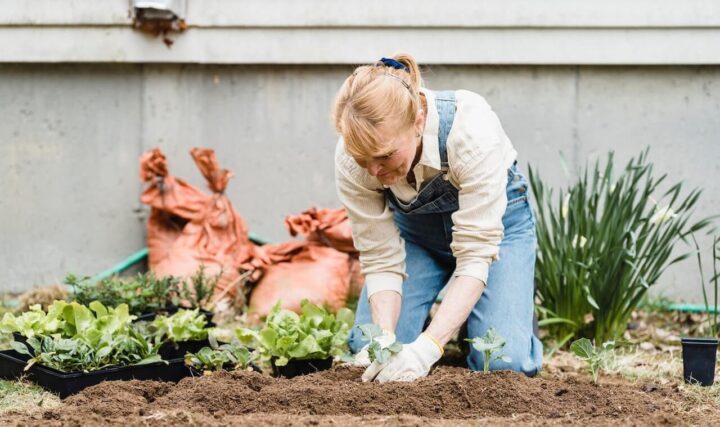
[570, 338, 616, 385]
[358, 324, 403, 364]
[465, 327, 512, 373]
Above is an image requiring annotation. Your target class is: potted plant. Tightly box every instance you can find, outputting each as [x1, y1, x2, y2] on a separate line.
[184, 338, 256, 376]
[237, 300, 354, 378]
[0, 301, 190, 397]
[681, 235, 719, 386]
[147, 308, 211, 359]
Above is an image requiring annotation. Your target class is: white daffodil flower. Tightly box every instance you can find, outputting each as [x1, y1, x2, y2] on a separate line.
[649, 205, 677, 225]
[561, 194, 570, 220]
[572, 234, 588, 249]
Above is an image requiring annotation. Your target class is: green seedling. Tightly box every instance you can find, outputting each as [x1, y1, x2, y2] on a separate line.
[149, 308, 209, 344]
[236, 300, 354, 367]
[465, 327, 512, 373]
[184, 339, 253, 372]
[570, 338, 616, 385]
[357, 324, 403, 364]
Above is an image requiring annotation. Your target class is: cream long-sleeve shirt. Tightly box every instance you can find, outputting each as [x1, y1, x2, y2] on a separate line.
[334, 88, 518, 298]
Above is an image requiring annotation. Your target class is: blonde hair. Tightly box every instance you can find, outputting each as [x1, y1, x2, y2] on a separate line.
[332, 53, 424, 160]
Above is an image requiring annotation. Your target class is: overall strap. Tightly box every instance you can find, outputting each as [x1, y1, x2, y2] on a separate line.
[432, 90, 457, 172]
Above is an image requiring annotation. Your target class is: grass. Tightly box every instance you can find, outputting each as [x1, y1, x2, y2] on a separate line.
[0, 379, 60, 415]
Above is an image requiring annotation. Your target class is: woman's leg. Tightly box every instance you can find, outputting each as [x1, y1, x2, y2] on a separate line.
[466, 169, 543, 376]
[348, 239, 452, 352]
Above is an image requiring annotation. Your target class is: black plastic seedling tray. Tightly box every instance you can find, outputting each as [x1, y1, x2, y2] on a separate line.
[0, 350, 193, 398]
[159, 338, 211, 360]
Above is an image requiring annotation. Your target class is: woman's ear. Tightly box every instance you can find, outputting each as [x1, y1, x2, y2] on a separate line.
[414, 108, 426, 136]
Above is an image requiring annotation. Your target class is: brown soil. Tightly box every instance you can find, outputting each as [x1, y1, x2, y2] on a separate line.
[1, 366, 715, 426]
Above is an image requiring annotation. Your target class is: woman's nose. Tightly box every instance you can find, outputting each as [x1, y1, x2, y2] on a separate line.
[367, 162, 382, 177]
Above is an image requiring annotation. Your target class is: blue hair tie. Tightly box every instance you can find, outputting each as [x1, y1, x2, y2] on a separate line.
[378, 57, 409, 72]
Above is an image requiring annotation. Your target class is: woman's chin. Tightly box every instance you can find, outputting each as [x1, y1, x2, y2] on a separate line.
[378, 174, 400, 185]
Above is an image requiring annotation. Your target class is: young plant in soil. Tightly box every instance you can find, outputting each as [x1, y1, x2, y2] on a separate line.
[466, 328, 512, 373]
[184, 339, 253, 372]
[237, 300, 354, 368]
[570, 338, 616, 385]
[11, 301, 162, 372]
[357, 324, 403, 363]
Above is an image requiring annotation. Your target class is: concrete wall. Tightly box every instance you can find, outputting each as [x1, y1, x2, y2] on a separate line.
[1, 63, 718, 303]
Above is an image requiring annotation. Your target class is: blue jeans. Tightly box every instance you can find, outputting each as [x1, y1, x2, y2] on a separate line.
[348, 165, 543, 376]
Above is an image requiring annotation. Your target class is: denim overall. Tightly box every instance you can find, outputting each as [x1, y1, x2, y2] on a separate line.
[348, 91, 543, 375]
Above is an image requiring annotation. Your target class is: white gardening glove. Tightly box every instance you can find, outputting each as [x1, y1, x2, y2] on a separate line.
[362, 333, 443, 383]
[353, 331, 396, 367]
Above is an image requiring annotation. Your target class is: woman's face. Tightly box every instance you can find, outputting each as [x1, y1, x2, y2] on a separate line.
[353, 113, 425, 186]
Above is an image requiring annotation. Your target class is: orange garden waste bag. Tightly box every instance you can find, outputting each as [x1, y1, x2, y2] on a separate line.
[140, 148, 253, 302]
[248, 242, 351, 321]
[285, 207, 357, 254]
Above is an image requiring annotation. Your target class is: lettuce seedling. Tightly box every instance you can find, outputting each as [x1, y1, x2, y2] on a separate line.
[150, 308, 208, 344]
[237, 300, 354, 367]
[185, 339, 253, 372]
[466, 327, 512, 373]
[12, 301, 162, 373]
[1, 300, 68, 338]
[570, 338, 616, 385]
[357, 324, 403, 364]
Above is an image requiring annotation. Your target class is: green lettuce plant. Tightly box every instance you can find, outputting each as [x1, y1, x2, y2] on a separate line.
[530, 149, 715, 346]
[465, 327, 511, 373]
[1, 300, 68, 338]
[237, 300, 354, 367]
[150, 308, 209, 344]
[11, 301, 162, 372]
[570, 338, 617, 385]
[357, 324, 403, 363]
[185, 339, 253, 371]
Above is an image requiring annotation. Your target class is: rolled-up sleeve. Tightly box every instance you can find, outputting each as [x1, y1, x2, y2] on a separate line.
[447, 91, 515, 285]
[334, 140, 407, 298]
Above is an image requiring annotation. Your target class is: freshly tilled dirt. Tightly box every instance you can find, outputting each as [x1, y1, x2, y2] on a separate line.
[0, 366, 710, 426]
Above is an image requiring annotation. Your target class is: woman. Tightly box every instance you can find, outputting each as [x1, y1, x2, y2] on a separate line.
[332, 53, 542, 383]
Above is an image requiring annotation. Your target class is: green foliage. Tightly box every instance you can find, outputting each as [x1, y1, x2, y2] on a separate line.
[692, 234, 720, 337]
[11, 301, 162, 373]
[0, 301, 68, 338]
[177, 265, 220, 309]
[357, 324, 403, 364]
[149, 308, 209, 344]
[184, 340, 253, 371]
[570, 338, 616, 385]
[66, 272, 178, 315]
[530, 150, 715, 346]
[67, 267, 222, 315]
[465, 327, 511, 373]
[237, 300, 354, 367]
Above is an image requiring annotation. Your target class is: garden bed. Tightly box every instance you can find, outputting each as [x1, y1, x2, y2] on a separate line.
[2, 365, 717, 426]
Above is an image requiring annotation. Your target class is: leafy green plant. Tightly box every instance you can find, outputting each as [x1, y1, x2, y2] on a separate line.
[570, 338, 617, 385]
[67, 272, 178, 315]
[11, 301, 162, 373]
[465, 327, 511, 373]
[149, 308, 209, 344]
[530, 150, 715, 346]
[0, 301, 68, 338]
[692, 234, 720, 337]
[184, 340, 253, 371]
[357, 324, 403, 363]
[173, 265, 220, 310]
[237, 300, 354, 367]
